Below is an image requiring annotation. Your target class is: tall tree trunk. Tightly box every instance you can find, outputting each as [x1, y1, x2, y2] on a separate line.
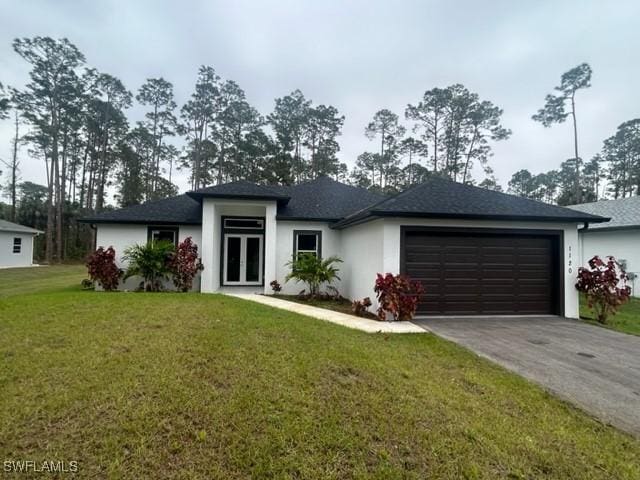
[433, 115, 439, 172]
[9, 112, 19, 222]
[45, 150, 55, 264]
[462, 129, 479, 184]
[570, 92, 581, 203]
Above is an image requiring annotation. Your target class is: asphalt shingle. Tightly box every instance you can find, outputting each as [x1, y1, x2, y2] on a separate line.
[80, 176, 608, 227]
[81, 195, 202, 225]
[569, 196, 640, 230]
[332, 176, 607, 228]
[0, 219, 42, 234]
[276, 177, 385, 220]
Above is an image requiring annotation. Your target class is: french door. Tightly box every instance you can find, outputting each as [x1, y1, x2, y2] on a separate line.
[223, 234, 263, 285]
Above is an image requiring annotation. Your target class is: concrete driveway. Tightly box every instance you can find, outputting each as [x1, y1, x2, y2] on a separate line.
[414, 316, 640, 436]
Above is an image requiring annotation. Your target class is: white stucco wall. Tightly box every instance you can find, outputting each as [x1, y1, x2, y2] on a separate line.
[94, 223, 204, 291]
[340, 220, 384, 307]
[275, 221, 343, 295]
[200, 198, 278, 294]
[0, 231, 36, 268]
[92, 213, 585, 317]
[579, 229, 640, 297]
[344, 218, 582, 319]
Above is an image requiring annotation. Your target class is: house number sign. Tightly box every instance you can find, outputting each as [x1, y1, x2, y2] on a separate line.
[568, 245, 573, 274]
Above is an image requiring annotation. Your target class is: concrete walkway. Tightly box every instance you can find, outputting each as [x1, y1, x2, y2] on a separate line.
[414, 316, 640, 436]
[228, 294, 426, 333]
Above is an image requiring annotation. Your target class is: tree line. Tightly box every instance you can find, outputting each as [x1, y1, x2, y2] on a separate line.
[509, 63, 640, 205]
[0, 37, 638, 263]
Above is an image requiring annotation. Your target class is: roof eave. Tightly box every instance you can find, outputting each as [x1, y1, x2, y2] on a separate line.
[276, 216, 342, 223]
[0, 228, 43, 235]
[186, 192, 291, 204]
[78, 218, 202, 225]
[333, 210, 609, 229]
[580, 224, 640, 233]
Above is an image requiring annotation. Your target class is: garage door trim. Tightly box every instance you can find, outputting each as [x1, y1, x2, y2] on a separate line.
[400, 226, 564, 316]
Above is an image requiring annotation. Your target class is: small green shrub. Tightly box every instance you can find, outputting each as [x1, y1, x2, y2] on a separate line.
[123, 241, 175, 292]
[285, 254, 342, 298]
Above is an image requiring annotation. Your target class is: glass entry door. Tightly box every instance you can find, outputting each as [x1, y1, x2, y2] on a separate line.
[223, 234, 263, 285]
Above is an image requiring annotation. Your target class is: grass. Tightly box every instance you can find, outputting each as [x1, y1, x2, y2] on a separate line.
[273, 294, 378, 320]
[1, 267, 639, 479]
[0, 264, 86, 298]
[579, 294, 640, 336]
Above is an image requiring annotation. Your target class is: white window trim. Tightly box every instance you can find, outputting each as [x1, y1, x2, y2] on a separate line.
[294, 231, 322, 259]
[12, 237, 22, 254]
[223, 218, 264, 230]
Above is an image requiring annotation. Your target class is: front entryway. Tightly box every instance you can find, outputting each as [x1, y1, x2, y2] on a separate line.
[223, 234, 263, 285]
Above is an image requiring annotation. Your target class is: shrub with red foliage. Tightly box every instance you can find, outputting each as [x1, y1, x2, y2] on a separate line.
[86, 246, 121, 291]
[168, 237, 204, 292]
[270, 280, 282, 294]
[576, 255, 631, 324]
[374, 273, 424, 321]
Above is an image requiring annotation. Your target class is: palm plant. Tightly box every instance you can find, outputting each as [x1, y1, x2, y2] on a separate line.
[123, 241, 175, 291]
[285, 254, 342, 298]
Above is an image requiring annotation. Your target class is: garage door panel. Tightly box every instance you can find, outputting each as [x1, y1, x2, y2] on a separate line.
[404, 230, 559, 315]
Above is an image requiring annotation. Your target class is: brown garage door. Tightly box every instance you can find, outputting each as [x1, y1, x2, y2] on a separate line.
[402, 229, 560, 315]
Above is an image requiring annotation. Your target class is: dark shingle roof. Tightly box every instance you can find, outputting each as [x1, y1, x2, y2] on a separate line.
[80, 195, 202, 225]
[332, 177, 608, 228]
[81, 176, 609, 227]
[0, 219, 43, 234]
[568, 196, 640, 230]
[80, 178, 379, 225]
[186, 180, 290, 202]
[276, 176, 385, 220]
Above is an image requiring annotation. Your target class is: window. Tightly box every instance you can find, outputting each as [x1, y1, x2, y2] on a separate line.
[147, 227, 178, 246]
[223, 218, 264, 230]
[293, 231, 322, 259]
[12, 237, 22, 254]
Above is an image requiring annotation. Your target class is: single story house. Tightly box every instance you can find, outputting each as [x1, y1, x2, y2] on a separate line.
[0, 219, 42, 268]
[81, 176, 607, 318]
[569, 196, 640, 296]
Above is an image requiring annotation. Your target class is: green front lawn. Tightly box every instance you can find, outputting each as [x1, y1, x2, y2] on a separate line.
[1, 267, 639, 478]
[580, 294, 640, 336]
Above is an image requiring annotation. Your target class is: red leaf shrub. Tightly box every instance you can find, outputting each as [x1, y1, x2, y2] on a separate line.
[352, 297, 372, 317]
[575, 255, 631, 324]
[86, 246, 121, 291]
[270, 280, 282, 294]
[168, 237, 204, 292]
[374, 273, 424, 321]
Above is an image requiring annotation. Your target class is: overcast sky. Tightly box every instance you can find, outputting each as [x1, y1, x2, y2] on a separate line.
[1, 0, 638, 202]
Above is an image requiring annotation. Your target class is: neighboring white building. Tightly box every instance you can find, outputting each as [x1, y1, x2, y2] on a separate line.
[0, 219, 42, 268]
[570, 196, 640, 297]
[81, 177, 607, 318]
